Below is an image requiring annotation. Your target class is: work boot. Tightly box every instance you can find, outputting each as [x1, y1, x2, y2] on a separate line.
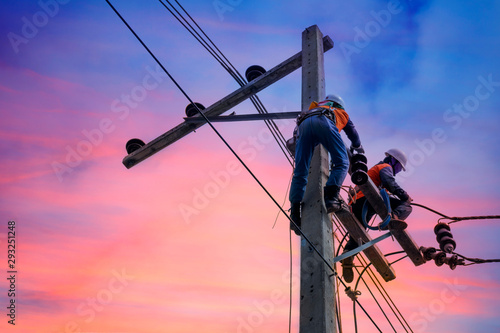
[290, 202, 301, 236]
[341, 255, 354, 283]
[380, 214, 408, 230]
[324, 185, 342, 213]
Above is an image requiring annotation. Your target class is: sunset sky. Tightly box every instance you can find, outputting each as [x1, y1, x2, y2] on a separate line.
[1, 0, 499, 332]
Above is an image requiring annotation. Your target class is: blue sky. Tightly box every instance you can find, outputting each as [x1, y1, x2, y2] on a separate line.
[1, 1, 499, 332]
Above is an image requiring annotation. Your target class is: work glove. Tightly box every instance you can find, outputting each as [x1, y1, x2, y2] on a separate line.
[286, 137, 296, 156]
[350, 144, 365, 154]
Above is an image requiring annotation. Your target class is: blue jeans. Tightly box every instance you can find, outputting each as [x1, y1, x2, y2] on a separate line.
[289, 115, 349, 204]
[344, 197, 412, 251]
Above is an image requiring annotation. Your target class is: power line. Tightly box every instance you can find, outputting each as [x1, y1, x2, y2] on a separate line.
[411, 203, 500, 225]
[157, 0, 294, 166]
[453, 252, 500, 265]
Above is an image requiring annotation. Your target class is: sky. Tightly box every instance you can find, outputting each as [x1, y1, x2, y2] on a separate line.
[0, 0, 499, 332]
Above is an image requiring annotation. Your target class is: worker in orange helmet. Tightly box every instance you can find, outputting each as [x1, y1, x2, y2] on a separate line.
[341, 148, 413, 283]
[287, 94, 363, 235]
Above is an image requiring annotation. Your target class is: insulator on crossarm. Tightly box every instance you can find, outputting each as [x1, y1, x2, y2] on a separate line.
[126, 138, 145, 154]
[433, 251, 447, 267]
[434, 223, 456, 254]
[245, 65, 266, 82]
[350, 153, 368, 185]
[185, 102, 206, 117]
[419, 246, 437, 263]
[444, 254, 465, 270]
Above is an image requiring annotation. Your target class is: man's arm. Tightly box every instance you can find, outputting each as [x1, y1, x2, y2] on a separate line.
[379, 166, 410, 201]
[343, 118, 362, 150]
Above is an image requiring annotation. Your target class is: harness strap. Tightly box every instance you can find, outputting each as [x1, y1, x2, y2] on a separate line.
[296, 107, 336, 126]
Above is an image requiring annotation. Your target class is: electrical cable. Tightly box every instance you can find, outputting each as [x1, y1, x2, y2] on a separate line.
[331, 214, 410, 333]
[106, 4, 391, 331]
[452, 252, 500, 265]
[331, 211, 415, 333]
[411, 203, 500, 225]
[171, 0, 292, 158]
[445, 215, 500, 224]
[360, 251, 413, 333]
[352, 251, 414, 333]
[354, 263, 398, 333]
[159, 0, 294, 166]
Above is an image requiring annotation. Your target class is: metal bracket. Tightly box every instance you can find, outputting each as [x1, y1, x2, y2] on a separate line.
[333, 231, 392, 264]
[183, 111, 300, 123]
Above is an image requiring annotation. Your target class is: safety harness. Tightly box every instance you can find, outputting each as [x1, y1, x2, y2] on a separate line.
[296, 106, 337, 126]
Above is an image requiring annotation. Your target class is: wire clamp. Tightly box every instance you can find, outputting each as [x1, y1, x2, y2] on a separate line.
[345, 286, 361, 301]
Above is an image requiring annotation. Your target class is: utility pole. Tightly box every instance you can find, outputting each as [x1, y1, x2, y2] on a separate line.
[299, 25, 336, 333]
[117, 16, 431, 331]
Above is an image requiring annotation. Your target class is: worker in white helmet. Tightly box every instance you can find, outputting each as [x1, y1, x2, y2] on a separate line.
[341, 148, 413, 283]
[287, 94, 363, 235]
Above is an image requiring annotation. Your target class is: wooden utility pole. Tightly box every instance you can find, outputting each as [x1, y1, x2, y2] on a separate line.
[299, 25, 336, 333]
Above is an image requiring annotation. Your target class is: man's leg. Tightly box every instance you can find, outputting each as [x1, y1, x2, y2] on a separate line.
[316, 116, 349, 212]
[289, 118, 316, 234]
[342, 198, 376, 283]
[390, 198, 412, 220]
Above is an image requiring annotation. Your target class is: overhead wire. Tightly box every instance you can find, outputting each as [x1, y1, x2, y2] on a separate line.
[104, 2, 383, 330]
[411, 203, 500, 225]
[158, 0, 294, 166]
[351, 251, 414, 333]
[452, 252, 500, 265]
[331, 213, 414, 333]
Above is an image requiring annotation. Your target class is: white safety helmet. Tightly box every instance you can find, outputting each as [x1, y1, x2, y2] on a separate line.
[385, 148, 408, 171]
[325, 94, 345, 109]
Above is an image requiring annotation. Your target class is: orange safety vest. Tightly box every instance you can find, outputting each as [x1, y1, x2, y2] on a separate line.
[353, 163, 392, 201]
[308, 101, 349, 132]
